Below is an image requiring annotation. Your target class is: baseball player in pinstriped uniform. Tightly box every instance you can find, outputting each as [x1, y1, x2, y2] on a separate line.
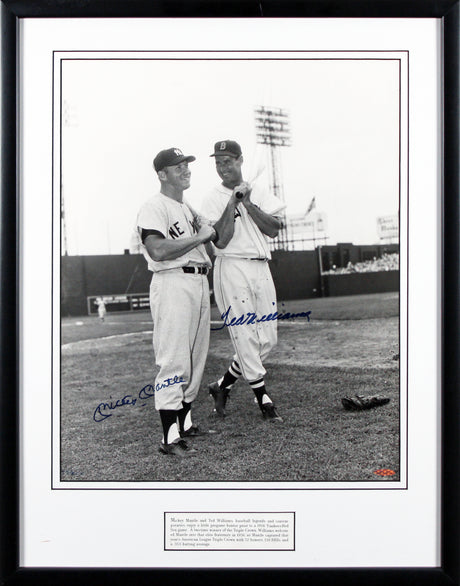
[134, 147, 216, 457]
[201, 140, 285, 421]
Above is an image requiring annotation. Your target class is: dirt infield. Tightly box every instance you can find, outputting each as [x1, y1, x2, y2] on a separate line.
[59, 292, 400, 483]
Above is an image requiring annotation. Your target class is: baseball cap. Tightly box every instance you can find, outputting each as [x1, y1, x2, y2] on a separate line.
[153, 148, 196, 172]
[210, 140, 242, 158]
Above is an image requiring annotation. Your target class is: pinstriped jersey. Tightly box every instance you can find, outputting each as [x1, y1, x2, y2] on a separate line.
[135, 192, 211, 273]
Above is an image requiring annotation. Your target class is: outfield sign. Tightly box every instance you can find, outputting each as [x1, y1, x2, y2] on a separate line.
[87, 293, 149, 315]
[287, 212, 327, 236]
[377, 215, 398, 240]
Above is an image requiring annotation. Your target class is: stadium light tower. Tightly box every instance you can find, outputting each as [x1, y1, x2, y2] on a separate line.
[254, 106, 291, 250]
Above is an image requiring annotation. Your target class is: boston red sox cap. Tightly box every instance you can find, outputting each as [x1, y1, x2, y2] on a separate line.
[153, 148, 196, 172]
[210, 140, 242, 158]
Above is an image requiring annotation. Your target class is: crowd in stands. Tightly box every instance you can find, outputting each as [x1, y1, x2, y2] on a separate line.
[323, 253, 399, 274]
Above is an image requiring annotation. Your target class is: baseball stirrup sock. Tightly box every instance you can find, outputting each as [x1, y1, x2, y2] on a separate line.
[219, 360, 242, 389]
[177, 401, 192, 432]
[159, 409, 180, 444]
[250, 379, 271, 409]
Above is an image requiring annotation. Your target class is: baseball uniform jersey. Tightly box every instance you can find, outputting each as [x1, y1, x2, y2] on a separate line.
[201, 184, 285, 382]
[135, 192, 211, 411]
[95, 298, 106, 319]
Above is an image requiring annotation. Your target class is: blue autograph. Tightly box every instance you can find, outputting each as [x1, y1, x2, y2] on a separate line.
[93, 376, 185, 422]
[211, 305, 312, 331]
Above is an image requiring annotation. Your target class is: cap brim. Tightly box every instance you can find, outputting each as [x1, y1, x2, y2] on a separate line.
[156, 154, 196, 172]
[168, 155, 196, 167]
[210, 151, 240, 158]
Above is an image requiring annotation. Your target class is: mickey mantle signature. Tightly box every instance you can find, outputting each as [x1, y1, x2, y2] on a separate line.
[93, 376, 185, 422]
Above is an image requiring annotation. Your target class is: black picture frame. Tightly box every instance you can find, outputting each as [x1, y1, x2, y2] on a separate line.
[1, 1, 458, 584]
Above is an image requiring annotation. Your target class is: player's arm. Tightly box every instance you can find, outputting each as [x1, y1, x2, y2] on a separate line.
[237, 183, 282, 238]
[143, 225, 215, 262]
[204, 241, 215, 258]
[243, 203, 282, 238]
[212, 193, 239, 249]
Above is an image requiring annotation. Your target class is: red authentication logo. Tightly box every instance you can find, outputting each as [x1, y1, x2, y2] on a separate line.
[374, 469, 396, 477]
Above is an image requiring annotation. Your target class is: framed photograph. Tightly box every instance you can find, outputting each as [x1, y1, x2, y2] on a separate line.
[57, 50, 404, 486]
[1, 1, 459, 584]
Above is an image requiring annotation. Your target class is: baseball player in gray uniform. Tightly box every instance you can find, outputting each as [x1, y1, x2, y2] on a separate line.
[134, 147, 216, 457]
[95, 297, 106, 322]
[201, 140, 285, 421]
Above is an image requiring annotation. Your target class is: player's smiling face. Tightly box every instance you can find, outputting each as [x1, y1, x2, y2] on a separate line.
[164, 161, 192, 190]
[215, 155, 243, 189]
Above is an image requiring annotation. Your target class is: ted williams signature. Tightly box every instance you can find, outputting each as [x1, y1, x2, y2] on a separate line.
[93, 376, 185, 422]
[212, 305, 312, 331]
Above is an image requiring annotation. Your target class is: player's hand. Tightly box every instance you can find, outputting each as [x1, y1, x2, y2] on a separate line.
[232, 182, 251, 204]
[197, 223, 216, 243]
[192, 214, 210, 231]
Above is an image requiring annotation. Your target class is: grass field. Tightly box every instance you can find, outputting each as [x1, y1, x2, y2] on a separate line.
[60, 292, 400, 483]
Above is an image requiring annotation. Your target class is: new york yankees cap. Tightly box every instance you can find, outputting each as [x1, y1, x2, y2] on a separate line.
[153, 148, 196, 172]
[210, 140, 242, 158]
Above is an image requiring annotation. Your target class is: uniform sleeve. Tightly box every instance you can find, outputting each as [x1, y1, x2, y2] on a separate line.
[137, 200, 169, 237]
[200, 191, 224, 223]
[251, 185, 286, 217]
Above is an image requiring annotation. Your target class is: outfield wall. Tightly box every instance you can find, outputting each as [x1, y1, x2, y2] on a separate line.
[270, 250, 321, 300]
[322, 271, 399, 297]
[60, 247, 398, 316]
[60, 250, 321, 316]
[61, 254, 151, 316]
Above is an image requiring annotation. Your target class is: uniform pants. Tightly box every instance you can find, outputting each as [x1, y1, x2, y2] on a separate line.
[213, 256, 277, 382]
[150, 269, 210, 410]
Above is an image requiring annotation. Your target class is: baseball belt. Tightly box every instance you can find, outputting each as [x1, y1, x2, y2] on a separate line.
[182, 266, 209, 275]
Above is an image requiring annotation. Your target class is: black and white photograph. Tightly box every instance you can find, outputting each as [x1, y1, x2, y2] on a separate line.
[57, 52, 405, 484]
[11, 12, 452, 572]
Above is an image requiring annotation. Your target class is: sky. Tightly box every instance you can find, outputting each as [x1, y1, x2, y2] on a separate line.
[60, 56, 400, 255]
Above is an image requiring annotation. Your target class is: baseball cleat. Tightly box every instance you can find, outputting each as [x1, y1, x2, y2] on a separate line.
[209, 382, 230, 417]
[158, 439, 197, 457]
[180, 426, 217, 438]
[261, 403, 283, 422]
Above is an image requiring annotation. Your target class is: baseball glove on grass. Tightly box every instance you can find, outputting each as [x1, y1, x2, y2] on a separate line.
[341, 394, 390, 411]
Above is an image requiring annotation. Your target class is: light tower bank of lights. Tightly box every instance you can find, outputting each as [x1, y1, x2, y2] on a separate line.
[254, 106, 291, 250]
